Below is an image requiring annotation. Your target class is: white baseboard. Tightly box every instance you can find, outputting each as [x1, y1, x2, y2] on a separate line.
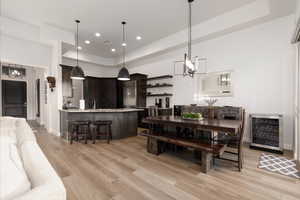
[284, 144, 293, 151]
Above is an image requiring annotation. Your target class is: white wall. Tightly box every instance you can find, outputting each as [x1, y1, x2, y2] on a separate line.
[129, 15, 295, 150]
[0, 34, 51, 122]
[0, 34, 51, 125]
[0, 17, 78, 136]
[294, 3, 300, 160]
[0, 35, 52, 69]
[62, 58, 119, 78]
[296, 1, 300, 23]
[35, 68, 46, 125]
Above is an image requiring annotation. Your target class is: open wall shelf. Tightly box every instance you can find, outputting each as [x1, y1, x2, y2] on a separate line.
[146, 75, 173, 98]
[146, 75, 173, 81]
[146, 93, 173, 97]
[146, 84, 173, 88]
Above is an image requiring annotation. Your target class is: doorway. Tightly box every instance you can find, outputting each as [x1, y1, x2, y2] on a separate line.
[2, 80, 27, 118]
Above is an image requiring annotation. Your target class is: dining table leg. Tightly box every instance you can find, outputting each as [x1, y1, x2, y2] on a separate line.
[147, 137, 160, 155]
[201, 151, 213, 173]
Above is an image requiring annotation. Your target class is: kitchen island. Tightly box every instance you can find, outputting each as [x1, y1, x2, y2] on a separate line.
[60, 108, 143, 140]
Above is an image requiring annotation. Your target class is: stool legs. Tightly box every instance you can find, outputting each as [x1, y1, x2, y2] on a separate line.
[107, 125, 112, 144]
[70, 125, 77, 145]
[70, 131, 73, 144]
[85, 131, 88, 144]
[69, 122, 91, 145]
[92, 122, 112, 144]
[109, 125, 112, 142]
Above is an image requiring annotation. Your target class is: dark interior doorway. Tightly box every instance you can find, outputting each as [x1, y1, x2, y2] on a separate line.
[2, 80, 27, 118]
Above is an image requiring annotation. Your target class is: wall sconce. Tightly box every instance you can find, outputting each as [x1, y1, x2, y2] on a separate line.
[47, 76, 56, 92]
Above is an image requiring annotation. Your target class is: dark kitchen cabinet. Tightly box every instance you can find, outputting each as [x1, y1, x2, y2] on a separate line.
[130, 73, 147, 108]
[117, 80, 123, 108]
[84, 77, 121, 108]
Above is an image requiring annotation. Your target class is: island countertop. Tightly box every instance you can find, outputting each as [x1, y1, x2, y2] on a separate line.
[60, 108, 144, 113]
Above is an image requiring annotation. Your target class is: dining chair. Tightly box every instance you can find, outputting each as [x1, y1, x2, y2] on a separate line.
[214, 109, 246, 171]
[148, 106, 159, 117]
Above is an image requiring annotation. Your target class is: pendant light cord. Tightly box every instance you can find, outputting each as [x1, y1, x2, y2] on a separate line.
[188, 0, 192, 60]
[76, 20, 80, 66]
[122, 21, 126, 68]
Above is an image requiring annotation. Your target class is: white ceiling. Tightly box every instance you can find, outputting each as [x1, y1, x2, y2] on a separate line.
[1, 0, 296, 59]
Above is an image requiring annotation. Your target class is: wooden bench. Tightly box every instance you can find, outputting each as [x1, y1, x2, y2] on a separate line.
[141, 131, 226, 173]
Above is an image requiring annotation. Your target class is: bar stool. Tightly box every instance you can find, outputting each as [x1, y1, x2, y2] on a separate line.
[69, 121, 91, 144]
[91, 120, 112, 144]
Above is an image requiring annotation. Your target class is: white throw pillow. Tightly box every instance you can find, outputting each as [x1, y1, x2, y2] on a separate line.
[0, 141, 31, 200]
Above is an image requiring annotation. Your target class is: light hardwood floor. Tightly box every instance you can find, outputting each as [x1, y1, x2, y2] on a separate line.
[29, 122, 300, 200]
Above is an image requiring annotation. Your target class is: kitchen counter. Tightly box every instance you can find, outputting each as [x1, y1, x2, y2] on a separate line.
[60, 108, 144, 113]
[60, 108, 141, 140]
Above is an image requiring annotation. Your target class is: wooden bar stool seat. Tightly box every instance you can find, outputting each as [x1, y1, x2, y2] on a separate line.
[69, 120, 91, 144]
[91, 120, 112, 144]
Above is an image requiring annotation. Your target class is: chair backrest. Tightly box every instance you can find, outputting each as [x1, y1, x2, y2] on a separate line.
[182, 105, 242, 120]
[148, 106, 159, 117]
[239, 109, 246, 148]
[217, 106, 243, 120]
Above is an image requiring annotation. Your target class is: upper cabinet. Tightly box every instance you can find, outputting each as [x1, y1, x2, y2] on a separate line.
[84, 77, 119, 109]
[200, 71, 233, 97]
[61, 65, 73, 98]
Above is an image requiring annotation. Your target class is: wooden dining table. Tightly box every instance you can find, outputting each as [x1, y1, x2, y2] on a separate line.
[142, 115, 243, 173]
[143, 116, 242, 133]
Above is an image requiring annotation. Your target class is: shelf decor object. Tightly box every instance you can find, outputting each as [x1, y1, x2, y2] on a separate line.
[204, 98, 218, 107]
[71, 20, 85, 80]
[250, 114, 283, 154]
[117, 21, 130, 81]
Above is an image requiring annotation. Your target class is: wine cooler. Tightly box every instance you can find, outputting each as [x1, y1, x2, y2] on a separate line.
[250, 114, 283, 153]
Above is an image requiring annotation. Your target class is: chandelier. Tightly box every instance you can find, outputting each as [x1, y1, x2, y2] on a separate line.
[183, 0, 200, 77]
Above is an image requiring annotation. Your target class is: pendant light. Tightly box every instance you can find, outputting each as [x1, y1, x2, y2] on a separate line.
[71, 20, 85, 80]
[117, 21, 130, 81]
[183, 0, 199, 77]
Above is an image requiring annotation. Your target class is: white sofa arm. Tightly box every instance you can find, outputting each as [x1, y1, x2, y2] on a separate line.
[16, 142, 66, 200]
[13, 182, 66, 200]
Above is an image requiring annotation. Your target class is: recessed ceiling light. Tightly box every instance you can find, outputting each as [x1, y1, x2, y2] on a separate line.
[122, 42, 127, 47]
[111, 48, 116, 52]
[77, 46, 82, 50]
[136, 36, 142, 40]
[95, 32, 101, 37]
[85, 40, 91, 44]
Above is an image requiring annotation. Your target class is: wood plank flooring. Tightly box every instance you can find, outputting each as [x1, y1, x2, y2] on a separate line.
[29, 122, 300, 200]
